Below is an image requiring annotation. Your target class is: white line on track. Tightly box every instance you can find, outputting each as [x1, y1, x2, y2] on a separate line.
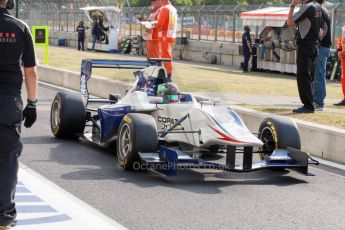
[17, 163, 127, 230]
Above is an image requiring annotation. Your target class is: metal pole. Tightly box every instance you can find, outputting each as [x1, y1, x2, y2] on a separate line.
[232, 11, 236, 43]
[181, 9, 184, 39]
[66, 12, 69, 32]
[129, 9, 132, 37]
[59, 11, 61, 31]
[214, 6, 221, 42]
[206, 12, 209, 41]
[223, 13, 226, 41]
[198, 6, 205, 41]
[232, 5, 240, 43]
[125, 0, 131, 7]
[73, 11, 76, 33]
[15, 0, 19, 18]
[215, 10, 218, 41]
[331, 4, 340, 48]
[198, 10, 201, 40]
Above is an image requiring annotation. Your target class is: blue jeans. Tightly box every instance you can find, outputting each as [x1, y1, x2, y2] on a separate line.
[92, 35, 97, 50]
[243, 50, 250, 71]
[314, 46, 330, 107]
[260, 44, 265, 60]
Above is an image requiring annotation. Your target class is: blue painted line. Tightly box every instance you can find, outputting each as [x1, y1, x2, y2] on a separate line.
[17, 214, 72, 226]
[15, 195, 43, 203]
[16, 186, 31, 193]
[17, 205, 57, 213]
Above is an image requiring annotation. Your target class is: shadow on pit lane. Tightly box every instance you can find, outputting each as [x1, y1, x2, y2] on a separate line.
[36, 139, 307, 195]
[60, 168, 307, 195]
[22, 135, 60, 145]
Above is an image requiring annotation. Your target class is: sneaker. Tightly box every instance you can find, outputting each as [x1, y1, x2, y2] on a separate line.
[293, 106, 314, 114]
[314, 103, 323, 111]
[334, 99, 345, 106]
[10, 220, 16, 227]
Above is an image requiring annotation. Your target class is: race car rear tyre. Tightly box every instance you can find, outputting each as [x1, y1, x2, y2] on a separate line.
[117, 113, 158, 171]
[258, 116, 301, 160]
[50, 92, 86, 139]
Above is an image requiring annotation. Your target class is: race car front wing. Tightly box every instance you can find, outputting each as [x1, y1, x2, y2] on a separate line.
[138, 146, 319, 177]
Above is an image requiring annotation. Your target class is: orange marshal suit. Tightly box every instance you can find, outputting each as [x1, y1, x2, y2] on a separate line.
[337, 25, 345, 99]
[156, 1, 178, 77]
[143, 8, 160, 59]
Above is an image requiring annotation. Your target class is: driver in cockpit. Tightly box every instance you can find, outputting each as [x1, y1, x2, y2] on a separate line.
[157, 82, 180, 104]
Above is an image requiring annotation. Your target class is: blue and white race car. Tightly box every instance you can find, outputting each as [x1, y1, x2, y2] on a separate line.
[50, 59, 318, 176]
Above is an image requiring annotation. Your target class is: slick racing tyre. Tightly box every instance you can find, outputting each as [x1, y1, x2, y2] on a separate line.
[258, 116, 301, 160]
[50, 92, 86, 139]
[117, 113, 158, 171]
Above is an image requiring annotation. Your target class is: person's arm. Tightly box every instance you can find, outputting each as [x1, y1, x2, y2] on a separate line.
[22, 25, 38, 128]
[22, 26, 38, 99]
[319, 28, 324, 40]
[247, 40, 252, 53]
[338, 38, 343, 59]
[24, 67, 38, 101]
[245, 33, 252, 53]
[288, 0, 309, 26]
[259, 30, 268, 42]
[319, 8, 327, 40]
[287, 4, 297, 26]
[263, 32, 272, 42]
[145, 27, 152, 33]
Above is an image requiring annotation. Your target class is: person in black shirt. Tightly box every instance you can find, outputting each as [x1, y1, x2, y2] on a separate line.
[0, 0, 38, 228]
[242, 25, 252, 72]
[287, 0, 322, 113]
[76, 21, 86, 51]
[313, 0, 331, 110]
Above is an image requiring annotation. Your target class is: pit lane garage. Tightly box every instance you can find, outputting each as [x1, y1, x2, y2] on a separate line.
[80, 6, 121, 52]
[240, 5, 338, 76]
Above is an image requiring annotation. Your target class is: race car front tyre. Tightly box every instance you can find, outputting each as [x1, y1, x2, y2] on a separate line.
[117, 113, 158, 171]
[258, 116, 301, 160]
[50, 92, 86, 139]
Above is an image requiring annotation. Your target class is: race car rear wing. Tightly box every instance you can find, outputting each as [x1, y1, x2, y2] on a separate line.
[80, 58, 171, 103]
[80, 59, 151, 103]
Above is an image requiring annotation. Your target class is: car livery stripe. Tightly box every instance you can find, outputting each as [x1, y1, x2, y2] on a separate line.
[208, 125, 250, 144]
[205, 110, 247, 142]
